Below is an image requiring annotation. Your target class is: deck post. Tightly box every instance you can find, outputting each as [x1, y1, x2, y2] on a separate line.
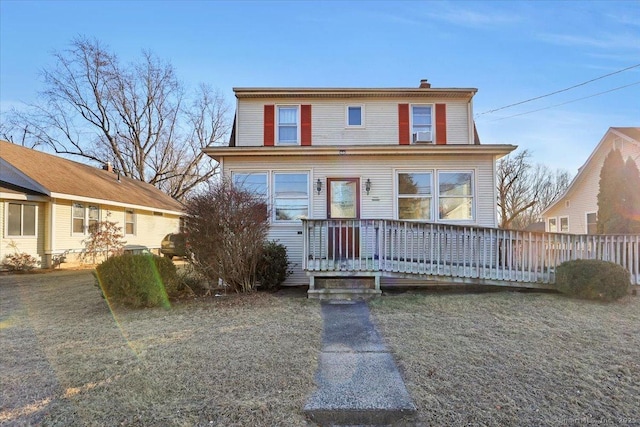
[309, 275, 315, 291]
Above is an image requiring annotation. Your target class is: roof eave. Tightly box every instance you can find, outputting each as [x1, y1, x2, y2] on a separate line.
[203, 144, 516, 161]
[233, 87, 477, 99]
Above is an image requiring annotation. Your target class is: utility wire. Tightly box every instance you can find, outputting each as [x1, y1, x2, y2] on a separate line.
[475, 63, 640, 117]
[484, 81, 640, 122]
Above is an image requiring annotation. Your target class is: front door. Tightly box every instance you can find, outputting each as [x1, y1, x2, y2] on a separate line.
[327, 178, 360, 258]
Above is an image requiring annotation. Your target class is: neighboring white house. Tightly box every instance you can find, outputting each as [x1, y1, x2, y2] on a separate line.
[204, 80, 516, 286]
[542, 127, 640, 234]
[0, 140, 184, 268]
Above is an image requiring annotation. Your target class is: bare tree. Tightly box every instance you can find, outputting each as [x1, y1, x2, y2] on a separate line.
[497, 149, 571, 229]
[2, 37, 230, 201]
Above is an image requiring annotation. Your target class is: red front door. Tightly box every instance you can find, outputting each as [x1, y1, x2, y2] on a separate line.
[327, 178, 360, 258]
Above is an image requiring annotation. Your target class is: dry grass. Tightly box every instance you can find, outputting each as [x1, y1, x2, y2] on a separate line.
[3, 270, 640, 426]
[370, 290, 640, 426]
[0, 270, 321, 426]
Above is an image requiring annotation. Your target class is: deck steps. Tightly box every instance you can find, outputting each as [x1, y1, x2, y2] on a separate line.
[308, 277, 381, 300]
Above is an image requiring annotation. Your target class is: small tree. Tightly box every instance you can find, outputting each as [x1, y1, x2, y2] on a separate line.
[81, 214, 125, 264]
[185, 178, 269, 293]
[597, 149, 626, 234]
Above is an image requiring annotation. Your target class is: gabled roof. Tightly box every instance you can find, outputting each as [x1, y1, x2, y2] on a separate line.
[0, 140, 183, 214]
[541, 127, 640, 216]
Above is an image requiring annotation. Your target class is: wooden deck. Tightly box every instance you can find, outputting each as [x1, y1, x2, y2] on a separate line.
[302, 219, 640, 293]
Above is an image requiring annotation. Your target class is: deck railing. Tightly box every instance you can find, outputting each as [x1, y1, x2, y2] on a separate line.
[301, 219, 640, 286]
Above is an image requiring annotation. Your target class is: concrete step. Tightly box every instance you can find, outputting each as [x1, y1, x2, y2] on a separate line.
[304, 352, 417, 425]
[307, 288, 382, 300]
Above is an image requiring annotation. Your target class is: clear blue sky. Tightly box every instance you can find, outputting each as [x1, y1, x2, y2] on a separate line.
[1, 0, 639, 173]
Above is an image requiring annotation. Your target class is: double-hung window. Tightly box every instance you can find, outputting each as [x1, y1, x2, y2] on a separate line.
[346, 105, 363, 127]
[586, 212, 597, 234]
[277, 106, 298, 144]
[438, 172, 473, 220]
[72, 203, 100, 234]
[398, 172, 433, 220]
[73, 203, 86, 234]
[233, 172, 268, 200]
[233, 172, 269, 215]
[274, 173, 309, 221]
[88, 205, 100, 232]
[548, 218, 557, 232]
[411, 105, 433, 143]
[125, 209, 135, 235]
[560, 216, 569, 232]
[7, 203, 36, 236]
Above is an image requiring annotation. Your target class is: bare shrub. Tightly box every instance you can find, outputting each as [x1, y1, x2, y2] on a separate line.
[2, 240, 40, 271]
[185, 179, 269, 293]
[81, 213, 126, 264]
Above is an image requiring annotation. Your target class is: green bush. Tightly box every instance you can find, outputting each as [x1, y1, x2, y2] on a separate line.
[94, 254, 179, 308]
[556, 259, 630, 302]
[256, 241, 291, 291]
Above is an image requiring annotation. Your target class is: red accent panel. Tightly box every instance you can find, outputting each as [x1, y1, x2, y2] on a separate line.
[301, 104, 312, 146]
[398, 104, 410, 145]
[264, 105, 274, 146]
[435, 103, 447, 145]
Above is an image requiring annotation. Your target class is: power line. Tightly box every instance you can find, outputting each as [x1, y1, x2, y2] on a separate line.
[475, 63, 640, 117]
[484, 81, 640, 122]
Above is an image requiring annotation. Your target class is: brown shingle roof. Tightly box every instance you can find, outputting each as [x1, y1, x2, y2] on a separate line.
[0, 140, 183, 213]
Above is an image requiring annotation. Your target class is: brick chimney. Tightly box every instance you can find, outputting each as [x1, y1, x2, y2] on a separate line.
[419, 79, 431, 88]
[103, 161, 113, 173]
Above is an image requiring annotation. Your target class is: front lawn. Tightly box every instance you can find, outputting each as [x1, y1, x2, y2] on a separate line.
[2, 270, 639, 426]
[1, 270, 321, 426]
[370, 290, 640, 426]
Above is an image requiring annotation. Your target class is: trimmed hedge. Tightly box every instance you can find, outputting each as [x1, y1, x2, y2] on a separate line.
[555, 259, 630, 302]
[94, 254, 179, 308]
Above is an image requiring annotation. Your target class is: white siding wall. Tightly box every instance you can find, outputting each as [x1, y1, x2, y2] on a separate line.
[236, 97, 472, 147]
[224, 153, 496, 285]
[545, 137, 640, 234]
[52, 199, 180, 266]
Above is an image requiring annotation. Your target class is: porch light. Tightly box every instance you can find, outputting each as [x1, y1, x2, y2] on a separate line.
[316, 178, 322, 194]
[365, 178, 372, 195]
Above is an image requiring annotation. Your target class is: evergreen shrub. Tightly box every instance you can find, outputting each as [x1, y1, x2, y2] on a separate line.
[95, 254, 179, 308]
[556, 259, 630, 301]
[256, 241, 291, 291]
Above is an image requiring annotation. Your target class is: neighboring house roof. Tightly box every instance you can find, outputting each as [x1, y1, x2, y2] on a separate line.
[0, 140, 183, 214]
[541, 127, 640, 216]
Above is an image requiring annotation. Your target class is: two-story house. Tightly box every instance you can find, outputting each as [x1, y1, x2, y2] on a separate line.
[204, 80, 517, 294]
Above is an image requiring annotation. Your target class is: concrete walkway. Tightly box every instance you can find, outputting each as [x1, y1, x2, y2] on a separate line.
[304, 300, 416, 425]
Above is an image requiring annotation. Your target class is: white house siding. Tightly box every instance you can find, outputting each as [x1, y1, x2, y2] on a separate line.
[52, 199, 180, 266]
[236, 97, 472, 147]
[223, 153, 496, 285]
[0, 200, 45, 267]
[544, 134, 640, 234]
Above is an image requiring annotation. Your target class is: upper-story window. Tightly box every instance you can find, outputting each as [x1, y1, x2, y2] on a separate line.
[277, 106, 299, 145]
[411, 105, 433, 143]
[548, 218, 557, 232]
[346, 105, 364, 127]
